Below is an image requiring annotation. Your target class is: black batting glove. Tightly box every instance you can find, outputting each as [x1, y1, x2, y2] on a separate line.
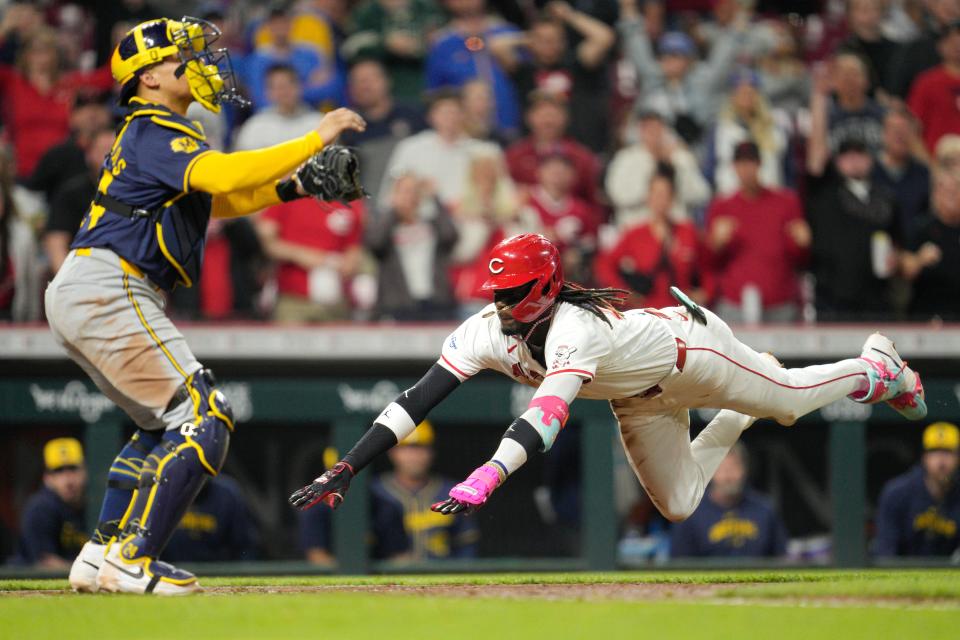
[430, 497, 479, 516]
[289, 461, 354, 510]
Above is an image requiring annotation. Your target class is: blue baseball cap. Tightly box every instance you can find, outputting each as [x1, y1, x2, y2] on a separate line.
[729, 67, 761, 88]
[658, 32, 696, 57]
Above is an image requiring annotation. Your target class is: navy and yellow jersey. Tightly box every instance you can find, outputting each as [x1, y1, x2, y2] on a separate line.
[71, 96, 326, 292]
[16, 487, 87, 564]
[372, 475, 479, 560]
[298, 474, 480, 561]
[874, 465, 960, 557]
[669, 490, 788, 558]
[71, 97, 215, 291]
[161, 476, 259, 563]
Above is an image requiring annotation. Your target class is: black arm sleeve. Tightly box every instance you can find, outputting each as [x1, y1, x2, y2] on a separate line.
[341, 364, 461, 472]
[502, 418, 545, 457]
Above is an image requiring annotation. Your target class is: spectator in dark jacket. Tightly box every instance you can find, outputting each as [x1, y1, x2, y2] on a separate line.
[900, 169, 960, 321]
[806, 138, 901, 321]
[366, 174, 459, 321]
[871, 107, 931, 240]
[875, 422, 960, 558]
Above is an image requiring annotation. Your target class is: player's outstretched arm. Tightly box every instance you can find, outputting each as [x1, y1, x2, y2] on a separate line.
[289, 364, 461, 510]
[189, 109, 366, 198]
[432, 374, 583, 515]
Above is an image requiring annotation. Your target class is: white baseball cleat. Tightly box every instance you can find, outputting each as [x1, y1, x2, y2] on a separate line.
[69, 540, 106, 593]
[96, 539, 200, 596]
[855, 333, 927, 420]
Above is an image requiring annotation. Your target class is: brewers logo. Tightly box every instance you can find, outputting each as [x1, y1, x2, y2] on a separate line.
[170, 136, 200, 154]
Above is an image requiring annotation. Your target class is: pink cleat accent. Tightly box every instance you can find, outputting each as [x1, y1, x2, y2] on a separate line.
[852, 333, 927, 420]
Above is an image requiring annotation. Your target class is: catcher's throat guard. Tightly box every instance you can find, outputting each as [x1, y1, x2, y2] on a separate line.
[112, 16, 248, 113]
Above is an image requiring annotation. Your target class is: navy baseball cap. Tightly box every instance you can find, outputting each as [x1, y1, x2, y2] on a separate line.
[658, 32, 696, 57]
[729, 67, 761, 88]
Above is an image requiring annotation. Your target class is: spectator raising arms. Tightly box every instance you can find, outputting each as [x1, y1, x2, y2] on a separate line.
[900, 169, 960, 321]
[806, 138, 901, 322]
[341, 0, 444, 105]
[426, 0, 523, 135]
[808, 52, 885, 162]
[617, 0, 747, 144]
[871, 108, 931, 240]
[488, 2, 616, 151]
[366, 174, 459, 321]
[907, 20, 960, 154]
[606, 108, 710, 227]
[706, 141, 809, 324]
[594, 163, 710, 310]
[704, 68, 789, 196]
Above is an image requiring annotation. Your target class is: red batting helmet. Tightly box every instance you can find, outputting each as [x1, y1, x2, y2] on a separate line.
[481, 234, 563, 323]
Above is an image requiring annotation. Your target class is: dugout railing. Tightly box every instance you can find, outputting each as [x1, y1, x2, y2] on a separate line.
[2, 324, 959, 575]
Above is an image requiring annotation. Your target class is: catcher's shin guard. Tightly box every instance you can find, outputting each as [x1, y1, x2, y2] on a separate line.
[119, 369, 234, 559]
[92, 429, 163, 544]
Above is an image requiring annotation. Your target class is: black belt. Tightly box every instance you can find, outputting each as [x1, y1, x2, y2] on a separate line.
[93, 191, 159, 219]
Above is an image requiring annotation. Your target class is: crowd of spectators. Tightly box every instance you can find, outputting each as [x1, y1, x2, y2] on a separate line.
[2, 0, 960, 324]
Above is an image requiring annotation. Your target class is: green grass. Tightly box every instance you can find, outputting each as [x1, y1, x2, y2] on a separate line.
[1, 570, 958, 640]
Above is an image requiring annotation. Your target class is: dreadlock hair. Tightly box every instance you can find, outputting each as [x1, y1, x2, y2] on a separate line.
[556, 282, 628, 328]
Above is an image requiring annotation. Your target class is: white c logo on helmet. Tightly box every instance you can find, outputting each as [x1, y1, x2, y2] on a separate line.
[489, 258, 504, 274]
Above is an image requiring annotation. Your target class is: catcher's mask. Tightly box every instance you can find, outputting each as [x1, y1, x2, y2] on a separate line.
[482, 233, 563, 323]
[112, 16, 248, 113]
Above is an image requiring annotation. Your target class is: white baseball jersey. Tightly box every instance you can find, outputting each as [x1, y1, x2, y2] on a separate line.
[437, 302, 679, 400]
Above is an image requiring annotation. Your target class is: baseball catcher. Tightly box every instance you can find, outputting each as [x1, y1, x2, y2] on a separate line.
[49, 16, 366, 595]
[292, 233, 925, 522]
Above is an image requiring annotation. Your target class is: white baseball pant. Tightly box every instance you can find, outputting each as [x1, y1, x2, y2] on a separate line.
[611, 306, 868, 521]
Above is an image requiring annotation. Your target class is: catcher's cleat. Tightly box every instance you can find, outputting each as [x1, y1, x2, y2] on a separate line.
[853, 333, 927, 420]
[97, 539, 199, 595]
[69, 540, 106, 593]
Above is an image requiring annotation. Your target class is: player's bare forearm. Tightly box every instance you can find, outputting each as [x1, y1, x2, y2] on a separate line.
[289, 364, 461, 510]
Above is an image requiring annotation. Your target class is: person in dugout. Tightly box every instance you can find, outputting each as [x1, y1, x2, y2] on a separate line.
[669, 442, 788, 558]
[299, 421, 479, 563]
[875, 422, 960, 557]
[16, 438, 89, 568]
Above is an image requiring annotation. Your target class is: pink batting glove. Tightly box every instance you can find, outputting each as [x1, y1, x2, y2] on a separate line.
[431, 463, 503, 515]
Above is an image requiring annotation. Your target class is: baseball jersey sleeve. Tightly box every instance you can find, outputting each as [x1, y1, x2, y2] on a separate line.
[137, 124, 211, 193]
[437, 311, 496, 382]
[543, 307, 614, 382]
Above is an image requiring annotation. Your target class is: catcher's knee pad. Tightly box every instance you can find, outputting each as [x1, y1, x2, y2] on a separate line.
[121, 369, 234, 558]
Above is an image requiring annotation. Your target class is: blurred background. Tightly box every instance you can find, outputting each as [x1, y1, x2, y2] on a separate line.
[1, 0, 959, 574]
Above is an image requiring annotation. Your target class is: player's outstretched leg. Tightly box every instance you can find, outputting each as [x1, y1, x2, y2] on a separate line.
[96, 370, 233, 595]
[69, 430, 162, 593]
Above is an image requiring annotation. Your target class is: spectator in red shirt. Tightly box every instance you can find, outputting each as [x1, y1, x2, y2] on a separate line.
[908, 21, 960, 154]
[504, 91, 600, 207]
[594, 162, 710, 310]
[0, 28, 112, 179]
[255, 199, 365, 322]
[706, 141, 811, 324]
[521, 152, 600, 282]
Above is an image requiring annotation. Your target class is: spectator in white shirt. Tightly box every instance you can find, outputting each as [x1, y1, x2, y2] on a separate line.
[233, 63, 319, 150]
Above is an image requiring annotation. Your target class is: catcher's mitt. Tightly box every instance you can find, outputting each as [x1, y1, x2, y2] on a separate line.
[296, 145, 367, 202]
